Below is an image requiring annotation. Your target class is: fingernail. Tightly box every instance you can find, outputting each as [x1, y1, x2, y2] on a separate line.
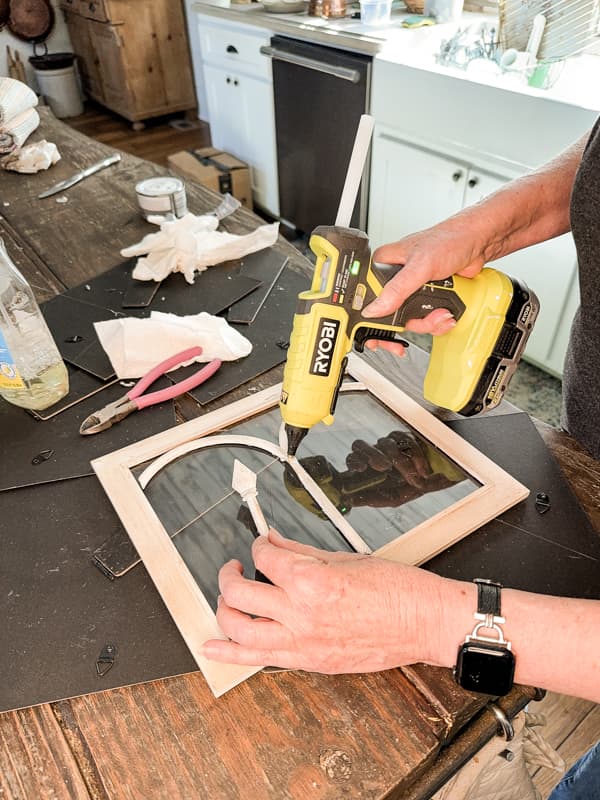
[438, 311, 455, 322]
[362, 300, 383, 318]
[201, 643, 215, 660]
[434, 319, 457, 335]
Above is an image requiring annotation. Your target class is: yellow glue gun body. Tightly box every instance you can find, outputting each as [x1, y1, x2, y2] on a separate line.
[280, 225, 539, 438]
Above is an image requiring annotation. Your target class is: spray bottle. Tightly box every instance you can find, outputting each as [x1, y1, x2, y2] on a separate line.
[0, 238, 68, 410]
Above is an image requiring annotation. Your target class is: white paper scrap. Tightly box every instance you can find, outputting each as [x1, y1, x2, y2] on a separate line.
[120, 212, 279, 284]
[94, 311, 252, 379]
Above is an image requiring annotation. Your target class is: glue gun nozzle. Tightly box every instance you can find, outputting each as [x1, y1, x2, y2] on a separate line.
[285, 424, 308, 457]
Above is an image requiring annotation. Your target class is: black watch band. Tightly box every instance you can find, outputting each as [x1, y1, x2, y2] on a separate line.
[474, 578, 502, 617]
[454, 578, 515, 697]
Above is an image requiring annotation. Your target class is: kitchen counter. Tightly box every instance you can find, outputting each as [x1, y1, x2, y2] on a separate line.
[193, 0, 416, 55]
[192, 0, 600, 112]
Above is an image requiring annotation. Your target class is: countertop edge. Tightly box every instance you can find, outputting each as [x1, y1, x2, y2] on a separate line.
[192, 1, 385, 54]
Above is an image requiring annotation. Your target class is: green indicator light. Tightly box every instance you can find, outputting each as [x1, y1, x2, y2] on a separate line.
[350, 260, 361, 276]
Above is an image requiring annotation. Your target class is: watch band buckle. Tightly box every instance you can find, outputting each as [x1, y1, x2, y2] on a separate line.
[467, 621, 511, 647]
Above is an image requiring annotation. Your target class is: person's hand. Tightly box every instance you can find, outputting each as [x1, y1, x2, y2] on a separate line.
[202, 529, 447, 673]
[362, 224, 486, 355]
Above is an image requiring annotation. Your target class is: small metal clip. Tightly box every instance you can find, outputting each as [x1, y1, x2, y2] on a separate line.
[535, 492, 551, 515]
[64, 335, 84, 343]
[31, 448, 54, 465]
[276, 339, 290, 350]
[489, 703, 514, 741]
[96, 643, 117, 677]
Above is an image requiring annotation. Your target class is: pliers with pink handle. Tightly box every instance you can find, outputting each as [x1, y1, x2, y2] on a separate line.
[79, 346, 221, 435]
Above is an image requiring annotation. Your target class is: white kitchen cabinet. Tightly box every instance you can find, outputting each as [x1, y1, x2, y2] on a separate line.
[369, 134, 468, 242]
[369, 129, 578, 375]
[195, 14, 279, 216]
[368, 60, 596, 377]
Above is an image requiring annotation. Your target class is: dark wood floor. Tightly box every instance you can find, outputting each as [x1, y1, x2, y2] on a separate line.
[65, 101, 212, 167]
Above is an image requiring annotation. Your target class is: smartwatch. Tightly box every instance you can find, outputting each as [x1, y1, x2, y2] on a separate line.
[454, 579, 515, 696]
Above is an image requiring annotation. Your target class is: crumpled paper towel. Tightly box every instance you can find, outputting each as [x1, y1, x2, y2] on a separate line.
[1, 139, 60, 173]
[120, 211, 279, 284]
[94, 311, 253, 379]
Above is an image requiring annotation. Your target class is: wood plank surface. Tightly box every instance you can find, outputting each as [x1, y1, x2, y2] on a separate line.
[532, 691, 596, 754]
[64, 670, 443, 800]
[401, 665, 488, 744]
[536, 422, 600, 530]
[1, 108, 299, 298]
[0, 218, 66, 302]
[0, 706, 91, 800]
[534, 704, 600, 798]
[531, 691, 599, 799]
[65, 102, 211, 167]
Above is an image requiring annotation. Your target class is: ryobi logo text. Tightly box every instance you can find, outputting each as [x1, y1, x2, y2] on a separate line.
[309, 318, 340, 376]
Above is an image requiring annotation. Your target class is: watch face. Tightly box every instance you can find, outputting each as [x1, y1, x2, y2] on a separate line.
[456, 642, 515, 696]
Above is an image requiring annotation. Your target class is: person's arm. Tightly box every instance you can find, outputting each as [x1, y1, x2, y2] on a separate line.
[363, 132, 590, 324]
[202, 530, 600, 704]
[438, 576, 600, 702]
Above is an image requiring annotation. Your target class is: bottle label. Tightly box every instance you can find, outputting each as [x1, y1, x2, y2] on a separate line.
[0, 329, 25, 389]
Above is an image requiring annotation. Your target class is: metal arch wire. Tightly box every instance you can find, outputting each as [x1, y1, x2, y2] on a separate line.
[137, 433, 371, 555]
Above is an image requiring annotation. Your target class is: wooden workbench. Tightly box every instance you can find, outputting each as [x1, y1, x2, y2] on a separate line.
[1, 109, 598, 800]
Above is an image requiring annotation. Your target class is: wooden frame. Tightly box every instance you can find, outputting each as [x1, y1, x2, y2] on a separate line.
[91, 354, 528, 696]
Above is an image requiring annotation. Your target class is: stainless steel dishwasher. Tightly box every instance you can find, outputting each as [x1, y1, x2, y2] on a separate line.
[261, 35, 371, 235]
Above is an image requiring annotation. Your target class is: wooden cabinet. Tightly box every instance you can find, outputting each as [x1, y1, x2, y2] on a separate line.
[61, 0, 195, 124]
[368, 60, 597, 378]
[195, 14, 279, 217]
[64, 10, 104, 100]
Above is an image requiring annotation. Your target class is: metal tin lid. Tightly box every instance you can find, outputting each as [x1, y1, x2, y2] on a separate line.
[135, 177, 185, 197]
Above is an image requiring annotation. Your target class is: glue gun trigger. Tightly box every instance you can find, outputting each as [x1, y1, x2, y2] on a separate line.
[353, 327, 410, 353]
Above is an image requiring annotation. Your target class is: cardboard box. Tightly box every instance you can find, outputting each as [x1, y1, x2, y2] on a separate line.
[167, 147, 253, 210]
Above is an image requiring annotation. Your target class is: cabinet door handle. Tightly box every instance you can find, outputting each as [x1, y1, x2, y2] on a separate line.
[226, 45, 238, 54]
[468, 177, 479, 188]
[452, 170, 464, 182]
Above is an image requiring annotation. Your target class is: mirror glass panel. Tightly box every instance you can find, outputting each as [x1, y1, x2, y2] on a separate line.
[138, 389, 480, 608]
